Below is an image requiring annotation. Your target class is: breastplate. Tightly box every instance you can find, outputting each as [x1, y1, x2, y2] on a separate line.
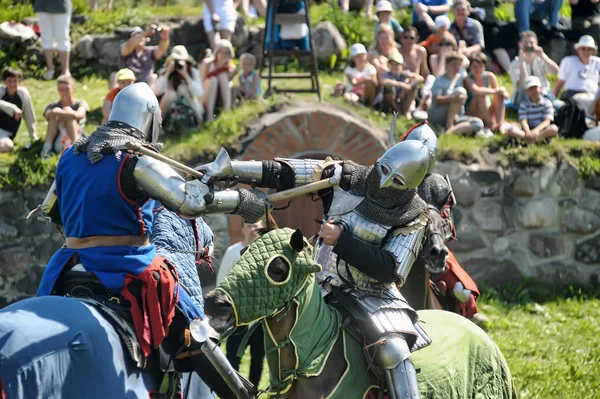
[315, 209, 392, 288]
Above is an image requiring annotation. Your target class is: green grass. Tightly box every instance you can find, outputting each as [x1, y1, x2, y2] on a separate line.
[231, 281, 600, 398]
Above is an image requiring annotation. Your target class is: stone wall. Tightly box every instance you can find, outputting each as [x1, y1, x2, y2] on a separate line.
[1, 160, 598, 306]
[436, 160, 600, 289]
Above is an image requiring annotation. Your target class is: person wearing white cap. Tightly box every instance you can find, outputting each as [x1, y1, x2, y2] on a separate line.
[412, 0, 452, 40]
[374, 0, 404, 42]
[419, 15, 450, 55]
[343, 43, 378, 105]
[553, 35, 600, 114]
[510, 75, 558, 143]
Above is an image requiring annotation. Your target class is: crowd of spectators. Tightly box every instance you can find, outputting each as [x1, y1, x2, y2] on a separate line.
[333, 0, 600, 143]
[3, 0, 600, 159]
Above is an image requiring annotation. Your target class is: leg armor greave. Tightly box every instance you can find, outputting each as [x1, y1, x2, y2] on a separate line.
[375, 333, 420, 399]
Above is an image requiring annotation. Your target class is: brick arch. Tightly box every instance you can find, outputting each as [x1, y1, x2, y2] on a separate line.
[228, 104, 387, 245]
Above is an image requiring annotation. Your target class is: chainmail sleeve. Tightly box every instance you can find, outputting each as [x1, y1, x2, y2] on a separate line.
[233, 188, 269, 223]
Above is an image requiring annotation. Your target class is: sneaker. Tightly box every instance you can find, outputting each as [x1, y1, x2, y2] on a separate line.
[412, 109, 428, 120]
[40, 143, 53, 159]
[43, 69, 55, 81]
[476, 128, 494, 138]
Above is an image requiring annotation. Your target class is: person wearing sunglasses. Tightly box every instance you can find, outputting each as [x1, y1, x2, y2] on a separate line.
[399, 27, 430, 80]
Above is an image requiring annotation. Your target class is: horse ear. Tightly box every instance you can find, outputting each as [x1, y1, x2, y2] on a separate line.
[290, 229, 304, 253]
[265, 204, 279, 231]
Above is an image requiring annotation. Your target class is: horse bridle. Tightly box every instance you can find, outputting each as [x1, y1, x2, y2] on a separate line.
[423, 205, 451, 274]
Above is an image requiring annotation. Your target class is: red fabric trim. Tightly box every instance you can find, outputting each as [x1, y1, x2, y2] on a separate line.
[118, 154, 138, 206]
[1, 377, 6, 399]
[137, 208, 146, 236]
[400, 120, 429, 142]
[432, 250, 480, 318]
[152, 205, 165, 214]
[122, 256, 179, 357]
[206, 65, 229, 79]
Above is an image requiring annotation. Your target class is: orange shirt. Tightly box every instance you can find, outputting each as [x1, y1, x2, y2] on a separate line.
[104, 87, 121, 102]
[420, 33, 442, 51]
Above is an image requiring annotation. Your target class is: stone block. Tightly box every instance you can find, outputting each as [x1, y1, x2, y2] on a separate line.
[0, 245, 28, 279]
[535, 261, 581, 285]
[585, 175, 600, 192]
[554, 161, 582, 196]
[492, 237, 511, 255]
[511, 173, 539, 197]
[575, 232, 600, 263]
[452, 178, 479, 208]
[539, 161, 557, 191]
[518, 198, 558, 229]
[14, 265, 45, 296]
[462, 256, 524, 288]
[468, 170, 502, 186]
[529, 232, 566, 258]
[472, 199, 504, 232]
[92, 35, 122, 67]
[231, 19, 249, 48]
[75, 34, 96, 60]
[0, 221, 18, 241]
[433, 161, 467, 180]
[448, 231, 487, 252]
[561, 208, 600, 234]
[313, 21, 347, 61]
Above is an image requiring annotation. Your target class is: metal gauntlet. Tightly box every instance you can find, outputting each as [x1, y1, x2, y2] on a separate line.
[275, 157, 327, 187]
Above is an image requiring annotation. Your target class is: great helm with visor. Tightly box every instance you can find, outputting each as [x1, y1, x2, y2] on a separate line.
[108, 82, 161, 144]
[376, 140, 430, 190]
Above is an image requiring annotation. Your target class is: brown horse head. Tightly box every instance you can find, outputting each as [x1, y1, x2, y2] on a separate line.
[420, 206, 450, 274]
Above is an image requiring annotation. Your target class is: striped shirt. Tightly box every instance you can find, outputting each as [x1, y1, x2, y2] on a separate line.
[519, 96, 554, 128]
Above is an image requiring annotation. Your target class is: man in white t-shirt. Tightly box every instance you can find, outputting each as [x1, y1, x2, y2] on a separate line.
[553, 35, 600, 115]
[218, 219, 266, 388]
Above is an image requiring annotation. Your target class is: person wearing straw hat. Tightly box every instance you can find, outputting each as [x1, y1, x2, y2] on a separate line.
[154, 45, 204, 131]
[510, 75, 559, 143]
[553, 35, 600, 112]
[102, 68, 136, 125]
[199, 39, 238, 122]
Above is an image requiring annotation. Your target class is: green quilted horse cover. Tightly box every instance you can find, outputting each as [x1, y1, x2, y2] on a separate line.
[216, 228, 321, 326]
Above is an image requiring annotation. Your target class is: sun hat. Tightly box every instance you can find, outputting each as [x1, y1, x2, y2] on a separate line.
[129, 26, 144, 37]
[376, 1, 394, 13]
[350, 43, 367, 57]
[116, 68, 136, 81]
[524, 75, 542, 90]
[166, 45, 197, 65]
[435, 15, 451, 30]
[214, 39, 235, 59]
[387, 51, 404, 64]
[575, 35, 597, 50]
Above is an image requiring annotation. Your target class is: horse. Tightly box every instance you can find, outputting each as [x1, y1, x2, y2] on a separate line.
[205, 226, 517, 399]
[0, 205, 217, 399]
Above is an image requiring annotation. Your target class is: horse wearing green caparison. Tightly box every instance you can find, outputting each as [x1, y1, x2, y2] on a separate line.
[205, 227, 517, 399]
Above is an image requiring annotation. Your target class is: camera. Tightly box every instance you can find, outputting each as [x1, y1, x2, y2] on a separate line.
[175, 60, 185, 70]
[524, 45, 535, 53]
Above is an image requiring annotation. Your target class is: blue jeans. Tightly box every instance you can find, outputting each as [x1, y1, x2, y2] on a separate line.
[514, 0, 562, 32]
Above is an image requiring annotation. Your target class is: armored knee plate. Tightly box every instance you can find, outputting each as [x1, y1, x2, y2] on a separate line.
[375, 333, 420, 399]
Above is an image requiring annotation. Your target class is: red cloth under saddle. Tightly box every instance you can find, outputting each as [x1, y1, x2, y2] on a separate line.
[433, 250, 480, 318]
[1, 377, 6, 399]
[122, 256, 179, 358]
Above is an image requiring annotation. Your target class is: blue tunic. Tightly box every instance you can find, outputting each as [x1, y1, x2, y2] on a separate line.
[36, 147, 201, 322]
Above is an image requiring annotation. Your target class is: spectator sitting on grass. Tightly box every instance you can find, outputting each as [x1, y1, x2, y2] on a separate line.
[112, 25, 170, 90]
[428, 51, 485, 135]
[369, 25, 401, 75]
[449, 0, 485, 58]
[464, 52, 509, 133]
[412, 0, 452, 40]
[101, 68, 135, 125]
[0, 67, 37, 153]
[199, 39, 238, 122]
[419, 15, 451, 55]
[232, 53, 262, 102]
[375, 1, 404, 42]
[429, 33, 470, 77]
[343, 43, 378, 106]
[381, 51, 424, 118]
[40, 74, 89, 158]
[509, 76, 559, 143]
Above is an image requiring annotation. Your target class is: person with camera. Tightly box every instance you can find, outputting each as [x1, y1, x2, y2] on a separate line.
[154, 45, 204, 134]
[112, 25, 170, 91]
[203, 0, 237, 50]
[509, 30, 560, 108]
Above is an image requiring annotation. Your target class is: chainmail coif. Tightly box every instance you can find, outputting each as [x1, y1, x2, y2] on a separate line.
[73, 121, 163, 164]
[348, 165, 428, 227]
[418, 173, 452, 211]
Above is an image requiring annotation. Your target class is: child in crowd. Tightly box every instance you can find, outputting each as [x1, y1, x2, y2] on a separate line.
[102, 68, 136, 124]
[510, 76, 558, 143]
[343, 43, 378, 105]
[428, 51, 484, 135]
[419, 15, 451, 55]
[381, 51, 424, 117]
[233, 53, 262, 101]
[464, 52, 509, 133]
[0, 67, 37, 153]
[374, 1, 403, 42]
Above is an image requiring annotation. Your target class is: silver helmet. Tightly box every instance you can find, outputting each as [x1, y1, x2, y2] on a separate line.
[402, 122, 438, 174]
[108, 82, 161, 143]
[376, 140, 430, 190]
